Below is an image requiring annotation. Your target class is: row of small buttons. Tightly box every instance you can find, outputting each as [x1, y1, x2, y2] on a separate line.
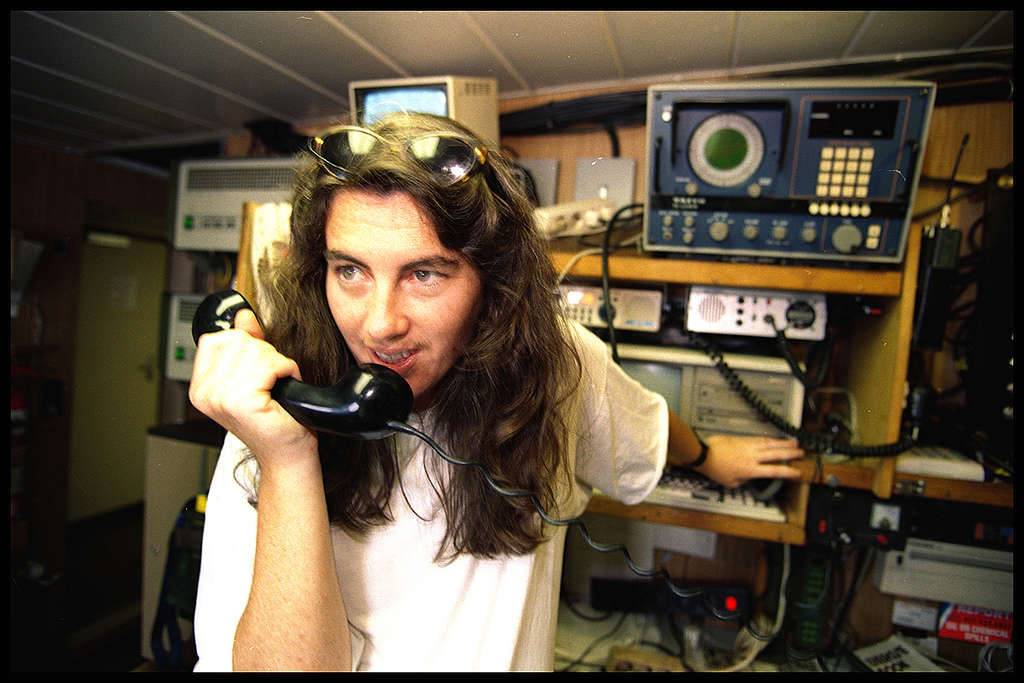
[821, 146, 875, 161]
[809, 201, 872, 217]
[816, 146, 875, 198]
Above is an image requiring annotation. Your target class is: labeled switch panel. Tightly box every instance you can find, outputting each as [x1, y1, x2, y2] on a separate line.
[559, 284, 662, 332]
[686, 285, 827, 340]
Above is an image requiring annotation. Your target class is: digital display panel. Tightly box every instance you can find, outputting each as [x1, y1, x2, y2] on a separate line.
[808, 100, 900, 139]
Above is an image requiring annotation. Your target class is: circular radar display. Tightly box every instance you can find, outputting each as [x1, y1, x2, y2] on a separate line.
[688, 113, 765, 188]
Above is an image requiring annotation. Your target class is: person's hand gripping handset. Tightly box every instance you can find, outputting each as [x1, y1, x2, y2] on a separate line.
[190, 302, 352, 671]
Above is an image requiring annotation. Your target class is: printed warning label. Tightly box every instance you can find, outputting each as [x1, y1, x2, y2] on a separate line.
[938, 604, 1012, 644]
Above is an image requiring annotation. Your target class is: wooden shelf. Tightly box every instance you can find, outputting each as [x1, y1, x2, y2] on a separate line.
[893, 474, 1014, 508]
[794, 457, 1013, 508]
[792, 456, 886, 494]
[550, 246, 905, 296]
[586, 491, 806, 546]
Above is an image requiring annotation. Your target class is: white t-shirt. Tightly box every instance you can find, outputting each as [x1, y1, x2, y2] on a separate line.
[192, 321, 668, 671]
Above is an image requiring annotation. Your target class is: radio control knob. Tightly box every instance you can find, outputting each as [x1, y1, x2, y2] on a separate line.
[831, 223, 863, 253]
[801, 227, 817, 243]
[785, 300, 816, 329]
[743, 224, 759, 240]
[773, 225, 788, 241]
[709, 221, 730, 242]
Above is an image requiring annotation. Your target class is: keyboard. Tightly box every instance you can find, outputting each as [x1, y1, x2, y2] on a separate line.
[643, 468, 787, 522]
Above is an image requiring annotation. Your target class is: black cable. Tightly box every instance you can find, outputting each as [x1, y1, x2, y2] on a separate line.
[561, 596, 614, 622]
[765, 315, 833, 393]
[686, 332, 917, 457]
[498, 90, 647, 137]
[911, 182, 985, 222]
[602, 203, 644, 365]
[604, 123, 621, 158]
[575, 214, 642, 250]
[640, 639, 681, 658]
[945, 134, 970, 207]
[823, 545, 872, 658]
[386, 418, 760, 620]
[559, 611, 629, 672]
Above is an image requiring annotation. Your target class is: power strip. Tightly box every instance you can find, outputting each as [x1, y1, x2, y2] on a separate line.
[559, 284, 662, 332]
[535, 199, 616, 238]
[788, 546, 830, 657]
[686, 285, 827, 341]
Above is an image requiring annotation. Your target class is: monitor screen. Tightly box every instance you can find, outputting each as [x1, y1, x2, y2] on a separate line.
[358, 85, 448, 126]
[614, 343, 804, 439]
[620, 359, 682, 416]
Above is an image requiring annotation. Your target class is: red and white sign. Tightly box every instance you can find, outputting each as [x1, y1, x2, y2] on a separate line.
[938, 604, 1013, 644]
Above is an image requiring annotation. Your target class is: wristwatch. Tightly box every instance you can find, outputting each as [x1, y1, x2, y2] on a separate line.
[688, 436, 709, 468]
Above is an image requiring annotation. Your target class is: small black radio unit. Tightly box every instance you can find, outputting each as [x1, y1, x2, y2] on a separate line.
[644, 80, 936, 267]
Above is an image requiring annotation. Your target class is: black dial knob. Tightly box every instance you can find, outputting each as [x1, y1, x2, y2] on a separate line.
[785, 300, 816, 329]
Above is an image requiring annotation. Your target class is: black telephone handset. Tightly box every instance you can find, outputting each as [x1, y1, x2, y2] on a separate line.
[191, 290, 413, 439]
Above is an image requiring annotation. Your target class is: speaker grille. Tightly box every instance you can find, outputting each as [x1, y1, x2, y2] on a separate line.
[697, 295, 726, 322]
[186, 166, 294, 191]
[177, 299, 200, 323]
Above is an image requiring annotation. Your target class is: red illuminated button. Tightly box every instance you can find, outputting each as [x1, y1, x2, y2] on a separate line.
[725, 595, 738, 612]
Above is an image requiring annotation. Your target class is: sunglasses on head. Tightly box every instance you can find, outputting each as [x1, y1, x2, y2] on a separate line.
[309, 125, 488, 187]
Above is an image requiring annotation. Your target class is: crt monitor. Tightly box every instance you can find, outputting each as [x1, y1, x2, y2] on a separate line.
[349, 75, 500, 145]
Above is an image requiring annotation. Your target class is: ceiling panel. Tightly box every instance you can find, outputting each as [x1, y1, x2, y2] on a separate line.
[12, 12, 276, 135]
[36, 10, 334, 121]
[970, 14, 1013, 48]
[468, 11, 621, 89]
[334, 11, 509, 85]
[850, 11, 1002, 57]
[9, 9, 1012, 169]
[10, 59, 212, 136]
[606, 12, 737, 77]
[11, 118, 105, 151]
[11, 88, 162, 139]
[733, 11, 868, 68]
[180, 10, 384, 116]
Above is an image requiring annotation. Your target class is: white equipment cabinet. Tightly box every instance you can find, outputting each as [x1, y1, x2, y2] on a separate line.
[141, 421, 224, 662]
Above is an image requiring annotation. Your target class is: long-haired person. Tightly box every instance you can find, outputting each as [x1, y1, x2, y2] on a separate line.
[189, 113, 803, 671]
